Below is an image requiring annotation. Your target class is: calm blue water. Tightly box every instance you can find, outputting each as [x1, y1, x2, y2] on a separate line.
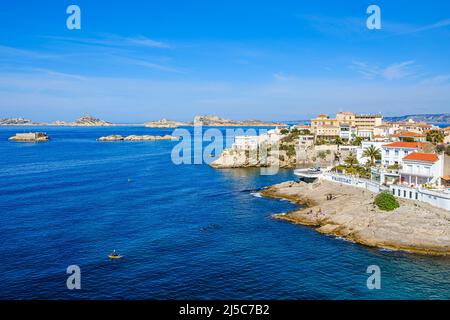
[0, 126, 449, 300]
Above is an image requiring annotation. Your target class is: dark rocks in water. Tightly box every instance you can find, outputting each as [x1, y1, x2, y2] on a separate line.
[200, 224, 221, 232]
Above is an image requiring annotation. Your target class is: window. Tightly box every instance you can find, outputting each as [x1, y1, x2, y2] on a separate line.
[410, 191, 412, 199]
[415, 193, 418, 200]
[392, 189, 395, 195]
[404, 190, 406, 197]
[398, 189, 401, 196]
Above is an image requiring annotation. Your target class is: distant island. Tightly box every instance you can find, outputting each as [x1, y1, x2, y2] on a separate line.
[144, 119, 189, 128]
[8, 132, 49, 142]
[3, 113, 449, 128]
[145, 115, 286, 128]
[1, 115, 286, 127]
[385, 113, 450, 123]
[0, 115, 112, 127]
[192, 115, 286, 127]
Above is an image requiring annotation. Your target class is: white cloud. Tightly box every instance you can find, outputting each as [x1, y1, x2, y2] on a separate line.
[382, 61, 416, 80]
[351, 60, 418, 80]
[42, 34, 171, 49]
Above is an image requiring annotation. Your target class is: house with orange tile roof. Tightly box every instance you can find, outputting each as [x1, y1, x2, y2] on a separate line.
[391, 131, 426, 142]
[399, 152, 444, 187]
[381, 141, 426, 166]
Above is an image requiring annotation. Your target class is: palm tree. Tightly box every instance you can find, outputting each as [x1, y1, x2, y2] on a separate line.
[426, 130, 445, 144]
[352, 136, 362, 146]
[333, 137, 343, 146]
[362, 145, 381, 167]
[344, 152, 358, 167]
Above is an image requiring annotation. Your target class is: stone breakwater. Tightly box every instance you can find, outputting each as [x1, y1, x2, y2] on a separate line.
[261, 179, 450, 255]
[97, 135, 179, 142]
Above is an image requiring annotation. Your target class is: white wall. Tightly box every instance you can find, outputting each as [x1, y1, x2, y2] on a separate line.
[322, 172, 450, 211]
[390, 185, 450, 211]
[382, 147, 417, 166]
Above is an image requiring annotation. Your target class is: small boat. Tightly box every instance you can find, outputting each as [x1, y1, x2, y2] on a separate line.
[108, 250, 123, 259]
[108, 254, 123, 259]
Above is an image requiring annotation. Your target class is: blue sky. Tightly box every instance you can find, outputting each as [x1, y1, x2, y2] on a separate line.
[0, 0, 450, 122]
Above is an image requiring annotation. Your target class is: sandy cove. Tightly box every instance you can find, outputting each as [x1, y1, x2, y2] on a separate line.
[261, 179, 450, 256]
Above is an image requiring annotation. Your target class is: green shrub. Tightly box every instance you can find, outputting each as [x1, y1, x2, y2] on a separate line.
[374, 191, 400, 211]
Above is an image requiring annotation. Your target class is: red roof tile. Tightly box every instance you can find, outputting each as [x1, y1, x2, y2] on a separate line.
[383, 142, 424, 148]
[403, 152, 439, 163]
[392, 131, 425, 137]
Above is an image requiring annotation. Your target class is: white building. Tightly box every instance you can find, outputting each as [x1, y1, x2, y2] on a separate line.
[356, 128, 373, 139]
[339, 124, 357, 141]
[381, 142, 423, 166]
[233, 135, 263, 150]
[399, 153, 443, 187]
[232, 129, 283, 151]
[373, 125, 395, 138]
[391, 131, 426, 142]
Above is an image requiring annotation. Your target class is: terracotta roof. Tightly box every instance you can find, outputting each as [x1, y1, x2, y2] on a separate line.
[392, 131, 425, 137]
[416, 123, 432, 127]
[442, 176, 450, 181]
[403, 152, 439, 163]
[383, 142, 424, 148]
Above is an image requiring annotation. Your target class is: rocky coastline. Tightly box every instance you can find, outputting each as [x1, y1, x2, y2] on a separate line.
[261, 179, 450, 255]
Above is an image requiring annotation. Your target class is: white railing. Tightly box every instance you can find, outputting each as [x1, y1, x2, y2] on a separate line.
[322, 172, 449, 211]
[322, 172, 384, 192]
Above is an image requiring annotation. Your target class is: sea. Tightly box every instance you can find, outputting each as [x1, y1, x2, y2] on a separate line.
[0, 125, 449, 300]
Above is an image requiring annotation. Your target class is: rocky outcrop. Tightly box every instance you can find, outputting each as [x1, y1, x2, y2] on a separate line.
[144, 119, 190, 128]
[261, 179, 450, 255]
[72, 115, 112, 126]
[97, 135, 178, 141]
[0, 118, 36, 125]
[211, 133, 346, 169]
[193, 115, 286, 127]
[9, 132, 49, 142]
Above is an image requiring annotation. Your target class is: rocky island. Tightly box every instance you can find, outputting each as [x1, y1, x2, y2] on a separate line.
[54, 115, 113, 126]
[1, 115, 113, 126]
[97, 134, 179, 142]
[144, 119, 189, 128]
[144, 115, 286, 128]
[261, 179, 450, 255]
[0, 118, 37, 126]
[193, 115, 286, 127]
[9, 132, 49, 142]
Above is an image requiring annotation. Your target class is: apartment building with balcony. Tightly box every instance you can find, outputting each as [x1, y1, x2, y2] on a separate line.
[399, 152, 443, 187]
